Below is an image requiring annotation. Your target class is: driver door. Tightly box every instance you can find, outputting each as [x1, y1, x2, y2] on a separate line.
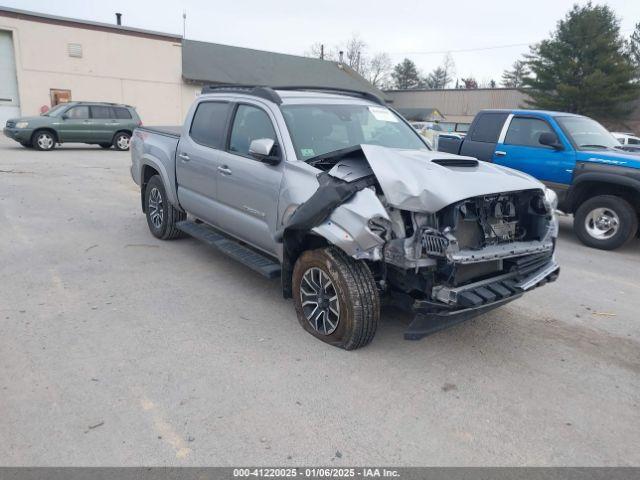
[57, 105, 92, 142]
[214, 103, 284, 255]
[493, 115, 575, 185]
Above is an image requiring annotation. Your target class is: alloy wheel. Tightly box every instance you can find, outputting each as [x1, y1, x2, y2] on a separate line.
[116, 135, 130, 150]
[37, 133, 54, 150]
[148, 187, 164, 229]
[585, 207, 620, 240]
[299, 267, 340, 335]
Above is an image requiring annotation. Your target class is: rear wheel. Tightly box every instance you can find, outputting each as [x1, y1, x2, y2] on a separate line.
[32, 130, 56, 151]
[144, 175, 186, 240]
[574, 195, 638, 250]
[113, 132, 131, 151]
[292, 247, 379, 350]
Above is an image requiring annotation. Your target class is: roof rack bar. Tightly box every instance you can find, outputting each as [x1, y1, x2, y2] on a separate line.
[200, 85, 282, 104]
[200, 84, 385, 105]
[272, 86, 385, 105]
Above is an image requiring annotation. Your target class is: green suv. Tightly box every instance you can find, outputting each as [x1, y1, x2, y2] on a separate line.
[3, 102, 141, 151]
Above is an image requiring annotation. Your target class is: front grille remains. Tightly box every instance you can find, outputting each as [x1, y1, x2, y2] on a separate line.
[422, 230, 449, 256]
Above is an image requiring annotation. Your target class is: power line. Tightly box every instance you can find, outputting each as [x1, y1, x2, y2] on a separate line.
[389, 28, 636, 56]
[391, 43, 530, 55]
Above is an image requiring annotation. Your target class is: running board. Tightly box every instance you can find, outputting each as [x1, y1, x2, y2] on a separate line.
[176, 220, 281, 279]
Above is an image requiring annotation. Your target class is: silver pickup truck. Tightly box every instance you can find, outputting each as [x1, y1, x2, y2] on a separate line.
[130, 85, 560, 350]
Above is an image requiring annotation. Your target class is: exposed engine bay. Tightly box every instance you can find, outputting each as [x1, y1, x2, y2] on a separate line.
[282, 144, 560, 321]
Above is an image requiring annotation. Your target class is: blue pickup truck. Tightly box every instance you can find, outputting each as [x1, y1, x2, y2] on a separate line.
[438, 109, 640, 250]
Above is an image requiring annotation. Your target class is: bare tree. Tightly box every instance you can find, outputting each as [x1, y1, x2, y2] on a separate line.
[367, 52, 392, 88]
[342, 35, 368, 74]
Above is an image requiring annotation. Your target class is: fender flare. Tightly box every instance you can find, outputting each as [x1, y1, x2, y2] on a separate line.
[566, 172, 640, 211]
[139, 154, 181, 211]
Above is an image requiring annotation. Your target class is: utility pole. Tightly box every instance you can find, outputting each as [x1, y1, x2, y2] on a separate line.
[320, 44, 324, 60]
[182, 10, 187, 39]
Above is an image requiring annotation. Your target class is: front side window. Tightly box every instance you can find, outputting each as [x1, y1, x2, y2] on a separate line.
[229, 105, 277, 156]
[65, 106, 89, 119]
[504, 117, 554, 147]
[189, 101, 230, 149]
[281, 104, 427, 160]
[556, 116, 620, 150]
[628, 137, 640, 145]
[90, 106, 113, 119]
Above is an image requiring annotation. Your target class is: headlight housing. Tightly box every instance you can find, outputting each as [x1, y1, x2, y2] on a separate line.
[15, 122, 29, 129]
[544, 187, 558, 211]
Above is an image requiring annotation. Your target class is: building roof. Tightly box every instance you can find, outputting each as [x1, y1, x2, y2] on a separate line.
[182, 39, 386, 101]
[0, 6, 181, 42]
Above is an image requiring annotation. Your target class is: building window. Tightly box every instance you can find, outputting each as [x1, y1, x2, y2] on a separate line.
[50, 89, 72, 106]
[68, 43, 83, 58]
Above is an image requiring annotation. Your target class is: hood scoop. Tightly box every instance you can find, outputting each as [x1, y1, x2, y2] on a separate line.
[432, 158, 478, 168]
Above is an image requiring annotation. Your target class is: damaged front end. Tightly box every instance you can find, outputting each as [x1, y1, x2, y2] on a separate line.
[281, 144, 560, 340]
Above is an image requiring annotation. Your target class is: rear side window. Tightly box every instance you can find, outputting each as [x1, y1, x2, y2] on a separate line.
[505, 117, 554, 147]
[189, 102, 230, 149]
[114, 107, 132, 119]
[66, 106, 89, 119]
[628, 137, 640, 145]
[91, 106, 113, 119]
[469, 113, 509, 143]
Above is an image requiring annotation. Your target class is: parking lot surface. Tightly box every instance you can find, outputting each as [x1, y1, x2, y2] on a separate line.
[1, 137, 639, 466]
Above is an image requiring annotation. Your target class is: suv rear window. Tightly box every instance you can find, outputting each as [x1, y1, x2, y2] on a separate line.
[113, 107, 132, 119]
[189, 102, 230, 149]
[469, 112, 509, 143]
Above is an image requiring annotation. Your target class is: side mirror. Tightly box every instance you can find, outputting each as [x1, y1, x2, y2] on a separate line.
[61, 114, 69, 120]
[249, 138, 280, 165]
[539, 132, 563, 150]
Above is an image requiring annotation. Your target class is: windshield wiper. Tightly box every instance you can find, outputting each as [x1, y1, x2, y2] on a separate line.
[579, 144, 613, 150]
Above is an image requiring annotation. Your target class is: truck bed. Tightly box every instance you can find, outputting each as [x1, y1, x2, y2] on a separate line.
[137, 126, 182, 138]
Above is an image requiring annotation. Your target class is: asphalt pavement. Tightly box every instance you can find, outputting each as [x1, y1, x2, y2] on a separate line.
[1, 136, 638, 466]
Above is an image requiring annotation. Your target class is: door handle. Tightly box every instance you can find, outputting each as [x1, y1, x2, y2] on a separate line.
[217, 166, 232, 175]
[178, 152, 190, 161]
[495, 150, 507, 157]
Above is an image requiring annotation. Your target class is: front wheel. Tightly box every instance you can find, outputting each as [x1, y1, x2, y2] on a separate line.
[32, 130, 56, 151]
[144, 175, 186, 240]
[113, 132, 131, 151]
[574, 195, 638, 250]
[292, 247, 379, 350]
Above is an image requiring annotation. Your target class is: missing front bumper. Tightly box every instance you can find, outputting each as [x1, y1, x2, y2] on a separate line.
[402, 259, 560, 340]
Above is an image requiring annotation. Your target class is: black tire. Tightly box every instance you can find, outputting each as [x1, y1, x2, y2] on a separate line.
[574, 195, 638, 250]
[292, 247, 379, 350]
[144, 175, 186, 240]
[32, 130, 56, 151]
[99, 143, 112, 149]
[113, 132, 131, 151]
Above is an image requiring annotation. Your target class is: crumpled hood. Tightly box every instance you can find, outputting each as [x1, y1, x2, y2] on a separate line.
[360, 144, 544, 212]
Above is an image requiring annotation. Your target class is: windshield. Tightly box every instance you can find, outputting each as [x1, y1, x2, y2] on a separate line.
[42, 104, 69, 117]
[281, 104, 429, 160]
[556, 116, 620, 150]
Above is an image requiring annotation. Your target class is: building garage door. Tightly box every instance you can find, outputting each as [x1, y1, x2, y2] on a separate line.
[0, 30, 20, 127]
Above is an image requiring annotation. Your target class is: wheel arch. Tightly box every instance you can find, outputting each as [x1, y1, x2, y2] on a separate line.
[567, 174, 640, 215]
[281, 230, 331, 299]
[31, 128, 58, 144]
[139, 156, 181, 213]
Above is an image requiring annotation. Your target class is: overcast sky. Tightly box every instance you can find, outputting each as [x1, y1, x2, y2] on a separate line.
[3, 0, 639, 84]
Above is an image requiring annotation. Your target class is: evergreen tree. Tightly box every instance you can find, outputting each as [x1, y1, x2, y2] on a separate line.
[501, 60, 529, 88]
[523, 2, 639, 120]
[391, 58, 422, 89]
[629, 22, 640, 77]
